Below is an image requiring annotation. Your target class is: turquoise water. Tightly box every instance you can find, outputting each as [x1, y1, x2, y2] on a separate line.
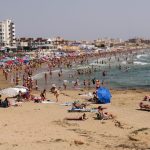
[34, 49, 150, 90]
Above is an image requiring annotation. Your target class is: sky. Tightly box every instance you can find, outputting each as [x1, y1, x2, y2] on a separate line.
[0, 0, 150, 40]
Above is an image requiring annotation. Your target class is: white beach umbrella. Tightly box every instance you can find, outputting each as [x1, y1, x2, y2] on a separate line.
[0, 88, 19, 97]
[0, 87, 27, 97]
[15, 85, 29, 90]
[14, 88, 27, 93]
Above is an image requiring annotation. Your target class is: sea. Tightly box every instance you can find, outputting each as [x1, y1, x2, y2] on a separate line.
[32, 49, 150, 90]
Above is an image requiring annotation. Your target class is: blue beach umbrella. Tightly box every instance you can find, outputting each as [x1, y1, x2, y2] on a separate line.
[97, 87, 112, 104]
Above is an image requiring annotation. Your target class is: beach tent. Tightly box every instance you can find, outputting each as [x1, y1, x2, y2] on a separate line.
[97, 87, 111, 104]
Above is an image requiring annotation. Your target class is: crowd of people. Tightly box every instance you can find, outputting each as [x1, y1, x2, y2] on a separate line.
[1, 48, 142, 91]
[0, 48, 148, 123]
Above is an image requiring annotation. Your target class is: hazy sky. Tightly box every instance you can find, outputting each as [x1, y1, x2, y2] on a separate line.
[0, 0, 150, 40]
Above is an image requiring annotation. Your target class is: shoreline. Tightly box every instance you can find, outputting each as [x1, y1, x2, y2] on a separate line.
[1, 49, 149, 90]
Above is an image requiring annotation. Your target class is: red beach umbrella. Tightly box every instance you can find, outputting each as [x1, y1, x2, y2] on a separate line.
[6, 60, 13, 65]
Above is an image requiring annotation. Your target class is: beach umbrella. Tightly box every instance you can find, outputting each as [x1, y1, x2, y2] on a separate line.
[0, 88, 27, 97]
[0, 88, 19, 97]
[6, 60, 14, 65]
[15, 85, 28, 89]
[16, 58, 24, 63]
[97, 87, 112, 104]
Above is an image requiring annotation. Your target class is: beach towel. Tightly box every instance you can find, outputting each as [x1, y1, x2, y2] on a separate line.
[90, 109, 98, 113]
[11, 102, 23, 106]
[68, 108, 91, 112]
[60, 102, 72, 106]
[79, 92, 93, 97]
[33, 96, 42, 101]
[42, 100, 56, 104]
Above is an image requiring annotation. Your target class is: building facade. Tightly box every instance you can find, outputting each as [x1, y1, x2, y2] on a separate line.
[0, 19, 16, 47]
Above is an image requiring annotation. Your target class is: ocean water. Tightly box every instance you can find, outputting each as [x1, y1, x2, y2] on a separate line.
[33, 49, 150, 90]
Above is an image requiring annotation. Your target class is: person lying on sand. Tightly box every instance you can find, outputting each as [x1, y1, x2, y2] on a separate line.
[96, 106, 116, 120]
[143, 96, 150, 102]
[64, 113, 88, 121]
[139, 102, 150, 110]
[72, 101, 87, 109]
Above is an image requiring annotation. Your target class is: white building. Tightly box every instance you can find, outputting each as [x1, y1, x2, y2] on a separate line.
[0, 19, 16, 47]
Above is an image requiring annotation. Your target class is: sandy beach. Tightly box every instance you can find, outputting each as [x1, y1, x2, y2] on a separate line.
[1, 1, 150, 149]
[0, 69, 150, 150]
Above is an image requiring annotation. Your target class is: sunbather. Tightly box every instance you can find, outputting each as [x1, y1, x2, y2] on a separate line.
[65, 113, 88, 120]
[1, 98, 10, 108]
[96, 106, 115, 120]
[143, 96, 150, 101]
[139, 102, 150, 110]
[72, 101, 87, 109]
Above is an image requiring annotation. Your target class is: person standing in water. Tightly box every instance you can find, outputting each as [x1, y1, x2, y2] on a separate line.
[44, 73, 48, 84]
[92, 78, 96, 86]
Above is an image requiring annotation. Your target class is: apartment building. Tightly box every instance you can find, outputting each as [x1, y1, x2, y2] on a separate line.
[0, 19, 16, 46]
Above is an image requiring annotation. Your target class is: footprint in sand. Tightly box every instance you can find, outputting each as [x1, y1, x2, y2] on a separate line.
[113, 120, 133, 129]
[68, 128, 94, 142]
[129, 128, 150, 142]
[35, 138, 67, 144]
[116, 128, 150, 150]
[53, 120, 79, 127]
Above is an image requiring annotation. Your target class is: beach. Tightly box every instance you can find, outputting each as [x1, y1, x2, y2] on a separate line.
[1, 1, 150, 149]
[0, 49, 150, 150]
[0, 70, 150, 150]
